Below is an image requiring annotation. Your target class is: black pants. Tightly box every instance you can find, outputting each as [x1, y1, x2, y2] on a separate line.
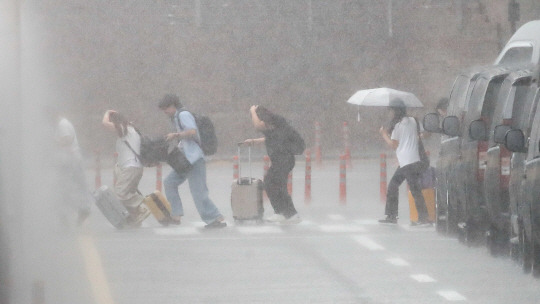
[264, 154, 297, 218]
[385, 161, 428, 221]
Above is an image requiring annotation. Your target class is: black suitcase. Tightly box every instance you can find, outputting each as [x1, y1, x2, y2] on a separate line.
[231, 144, 264, 222]
[93, 185, 130, 229]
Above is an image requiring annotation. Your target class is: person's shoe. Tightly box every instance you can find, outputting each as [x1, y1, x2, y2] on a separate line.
[378, 216, 397, 224]
[127, 205, 151, 227]
[265, 213, 286, 223]
[205, 217, 227, 229]
[169, 215, 182, 225]
[411, 219, 432, 227]
[282, 214, 302, 225]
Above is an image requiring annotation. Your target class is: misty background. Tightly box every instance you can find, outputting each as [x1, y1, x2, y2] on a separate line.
[30, 0, 540, 160]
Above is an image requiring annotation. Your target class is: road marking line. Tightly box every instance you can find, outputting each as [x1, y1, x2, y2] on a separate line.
[410, 274, 436, 282]
[328, 214, 346, 221]
[353, 219, 379, 225]
[78, 235, 116, 304]
[319, 224, 367, 233]
[154, 227, 201, 235]
[237, 226, 283, 234]
[386, 257, 410, 266]
[353, 236, 385, 250]
[438, 290, 467, 301]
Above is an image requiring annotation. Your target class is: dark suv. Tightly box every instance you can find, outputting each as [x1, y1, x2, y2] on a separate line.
[504, 74, 540, 276]
[477, 69, 537, 256]
[424, 66, 488, 234]
[425, 66, 517, 243]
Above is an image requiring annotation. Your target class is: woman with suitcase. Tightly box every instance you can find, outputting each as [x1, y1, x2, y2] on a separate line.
[243, 105, 303, 224]
[102, 110, 150, 226]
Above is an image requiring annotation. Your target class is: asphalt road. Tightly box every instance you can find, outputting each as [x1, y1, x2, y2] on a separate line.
[75, 158, 540, 304]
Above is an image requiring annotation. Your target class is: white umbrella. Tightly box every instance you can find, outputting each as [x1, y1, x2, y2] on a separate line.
[347, 87, 424, 108]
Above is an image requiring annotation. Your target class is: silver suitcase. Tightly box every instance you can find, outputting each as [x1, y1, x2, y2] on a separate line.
[93, 185, 130, 229]
[231, 144, 264, 222]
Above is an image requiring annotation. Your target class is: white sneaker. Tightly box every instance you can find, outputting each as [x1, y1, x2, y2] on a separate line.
[282, 214, 302, 225]
[265, 214, 286, 223]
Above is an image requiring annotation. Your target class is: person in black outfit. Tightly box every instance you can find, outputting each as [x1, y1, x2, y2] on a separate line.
[243, 105, 302, 224]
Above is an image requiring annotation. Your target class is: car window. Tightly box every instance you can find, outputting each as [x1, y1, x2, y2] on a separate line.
[448, 75, 470, 116]
[510, 78, 533, 128]
[498, 46, 533, 66]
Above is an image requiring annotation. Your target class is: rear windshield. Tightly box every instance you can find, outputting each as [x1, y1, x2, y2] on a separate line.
[498, 46, 533, 66]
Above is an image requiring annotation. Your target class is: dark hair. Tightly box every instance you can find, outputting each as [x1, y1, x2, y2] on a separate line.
[109, 111, 130, 137]
[388, 106, 407, 133]
[255, 106, 287, 128]
[158, 94, 182, 109]
[436, 97, 449, 111]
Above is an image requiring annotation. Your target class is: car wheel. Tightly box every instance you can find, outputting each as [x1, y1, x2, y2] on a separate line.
[520, 223, 532, 273]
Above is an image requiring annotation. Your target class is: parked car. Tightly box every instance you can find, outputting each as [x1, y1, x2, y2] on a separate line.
[480, 68, 538, 256]
[425, 66, 519, 243]
[424, 66, 488, 235]
[505, 82, 540, 277]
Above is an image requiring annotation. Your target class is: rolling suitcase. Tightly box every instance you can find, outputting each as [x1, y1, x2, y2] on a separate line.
[143, 190, 173, 226]
[231, 144, 264, 222]
[93, 185, 130, 229]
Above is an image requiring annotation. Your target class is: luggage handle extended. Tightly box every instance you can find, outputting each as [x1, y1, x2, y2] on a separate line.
[237, 142, 253, 185]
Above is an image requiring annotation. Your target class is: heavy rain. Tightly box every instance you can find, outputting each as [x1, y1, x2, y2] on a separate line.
[2, 1, 540, 303]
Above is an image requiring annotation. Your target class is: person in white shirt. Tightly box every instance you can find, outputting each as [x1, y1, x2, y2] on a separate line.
[54, 115, 91, 225]
[378, 99, 429, 225]
[102, 110, 149, 226]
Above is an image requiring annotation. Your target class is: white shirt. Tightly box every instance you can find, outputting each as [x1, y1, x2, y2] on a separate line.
[115, 126, 142, 168]
[391, 117, 421, 167]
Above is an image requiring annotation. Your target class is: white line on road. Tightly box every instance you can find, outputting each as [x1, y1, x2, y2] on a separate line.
[328, 214, 346, 221]
[438, 290, 467, 301]
[237, 226, 283, 234]
[353, 236, 385, 250]
[154, 227, 201, 235]
[386, 257, 410, 266]
[319, 224, 367, 233]
[410, 274, 436, 283]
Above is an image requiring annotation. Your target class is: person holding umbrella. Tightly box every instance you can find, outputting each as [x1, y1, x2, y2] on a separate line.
[378, 99, 429, 225]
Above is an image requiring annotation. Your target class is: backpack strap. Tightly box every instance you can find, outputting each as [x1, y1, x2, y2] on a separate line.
[175, 109, 203, 149]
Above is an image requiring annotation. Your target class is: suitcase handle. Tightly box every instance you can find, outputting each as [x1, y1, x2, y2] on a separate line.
[237, 142, 253, 184]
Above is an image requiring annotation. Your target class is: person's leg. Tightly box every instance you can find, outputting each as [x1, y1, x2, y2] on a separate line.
[164, 168, 188, 217]
[187, 159, 222, 224]
[385, 167, 407, 218]
[405, 163, 429, 222]
[264, 164, 289, 215]
[279, 157, 297, 219]
[114, 166, 144, 209]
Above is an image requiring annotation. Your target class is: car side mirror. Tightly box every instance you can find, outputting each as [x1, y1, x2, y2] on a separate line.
[469, 119, 487, 141]
[505, 129, 526, 153]
[423, 113, 441, 133]
[494, 125, 512, 144]
[442, 116, 460, 137]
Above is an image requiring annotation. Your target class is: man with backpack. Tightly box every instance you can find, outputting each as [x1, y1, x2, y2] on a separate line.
[158, 94, 226, 228]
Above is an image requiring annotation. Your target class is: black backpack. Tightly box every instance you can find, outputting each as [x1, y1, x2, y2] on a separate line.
[178, 110, 218, 156]
[286, 126, 306, 155]
[124, 128, 168, 167]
